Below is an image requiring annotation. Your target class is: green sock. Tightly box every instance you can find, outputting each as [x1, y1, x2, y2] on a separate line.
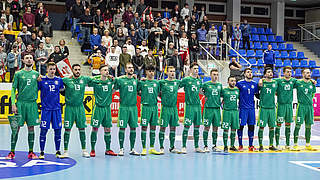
[182, 127, 189, 148]
[11, 132, 19, 152]
[203, 130, 209, 147]
[275, 126, 280, 146]
[79, 130, 86, 149]
[130, 129, 136, 150]
[194, 127, 199, 148]
[212, 131, 218, 146]
[119, 129, 125, 149]
[141, 130, 146, 148]
[104, 131, 111, 151]
[169, 130, 175, 149]
[285, 125, 291, 146]
[150, 130, 156, 148]
[305, 127, 311, 144]
[64, 130, 70, 150]
[90, 131, 97, 151]
[269, 129, 275, 146]
[159, 130, 165, 149]
[230, 131, 236, 147]
[28, 130, 35, 152]
[223, 131, 228, 147]
[258, 128, 263, 146]
[294, 125, 301, 144]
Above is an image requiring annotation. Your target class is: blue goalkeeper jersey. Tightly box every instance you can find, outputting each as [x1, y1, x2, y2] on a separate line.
[236, 80, 258, 109]
[38, 76, 64, 110]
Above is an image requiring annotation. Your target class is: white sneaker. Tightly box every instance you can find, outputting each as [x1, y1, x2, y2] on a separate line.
[276, 145, 282, 151]
[62, 151, 69, 158]
[159, 148, 165, 155]
[82, 149, 90, 158]
[195, 147, 205, 153]
[129, 149, 140, 156]
[180, 147, 187, 154]
[169, 148, 180, 153]
[204, 147, 210, 153]
[118, 148, 124, 156]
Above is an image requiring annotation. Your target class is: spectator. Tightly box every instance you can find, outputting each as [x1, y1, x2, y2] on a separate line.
[3, 7, 13, 26]
[13, 36, 26, 54]
[234, 24, 242, 51]
[29, 0, 38, 13]
[21, 44, 35, 60]
[263, 44, 276, 69]
[207, 25, 218, 57]
[229, 57, 242, 81]
[0, 16, 8, 31]
[6, 45, 21, 82]
[35, 42, 48, 75]
[129, 29, 138, 47]
[30, 32, 40, 49]
[107, 0, 117, 15]
[132, 48, 144, 79]
[80, 8, 93, 46]
[18, 26, 32, 45]
[103, 9, 113, 25]
[44, 37, 54, 55]
[125, 0, 136, 12]
[93, 9, 104, 27]
[144, 49, 156, 69]
[102, 29, 113, 49]
[169, 49, 183, 79]
[115, 28, 126, 47]
[112, 39, 122, 55]
[106, 46, 120, 77]
[197, 24, 207, 58]
[156, 50, 166, 79]
[182, 16, 190, 32]
[143, 15, 152, 30]
[119, 46, 131, 75]
[96, 0, 107, 12]
[35, 4, 47, 29]
[179, 31, 189, 64]
[180, 3, 190, 20]
[137, 22, 148, 45]
[3, 23, 15, 43]
[130, 12, 140, 29]
[71, 0, 84, 39]
[201, 16, 210, 32]
[8, 0, 21, 30]
[122, 6, 134, 25]
[125, 38, 135, 57]
[99, 41, 107, 55]
[113, 9, 123, 28]
[0, 33, 11, 53]
[108, 22, 116, 37]
[117, 21, 128, 36]
[199, 6, 206, 22]
[189, 15, 198, 33]
[88, 49, 105, 76]
[183, 56, 190, 77]
[171, 4, 180, 20]
[165, 30, 178, 53]
[163, 7, 170, 19]
[97, 21, 105, 37]
[189, 33, 199, 63]
[119, 2, 126, 15]
[136, 0, 147, 16]
[23, 7, 35, 31]
[39, 17, 53, 37]
[90, 28, 101, 51]
[59, 39, 69, 57]
[166, 42, 174, 58]
[150, 21, 162, 51]
[139, 40, 149, 57]
[219, 24, 231, 60]
[191, 5, 199, 21]
[37, 30, 45, 43]
[0, 45, 7, 82]
[65, 0, 74, 30]
[48, 46, 66, 64]
[240, 19, 251, 50]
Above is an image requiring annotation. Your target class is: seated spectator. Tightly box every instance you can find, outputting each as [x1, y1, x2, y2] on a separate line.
[35, 4, 47, 30]
[48, 46, 66, 63]
[144, 49, 156, 69]
[3, 7, 14, 26]
[0, 33, 12, 53]
[112, 39, 122, 55]
[23, 7, 35, 31]
[6, 45, 21, 82]
[37, 30, 45, 43]
[108, 22, 116, 38]
[139, 40, 149, 58]
[3, 23, 15, 43]
[102, 29, 113, 49]
[88, 49, 105, 76]
[97, 21, 105, 37]
[106, 46, 120, 77]
[168, 49, 183, 79]
[156, 50, 166, 80]
[59, 39, 69, 57]
[119, 46, 131, 75]
[0, 16, 8, 31]
[113, 9, 122, 28]
[0, 45, 7, 82]
[115, 28, 126, 47]
[35, 42, 48, 75]
[229, 57, 242, 81]
[90, 28, 101, 52]
[125, 37, 135, 57]
[13, 36, 26, 54]
[117, 21, 128, 36]
[18, 26, 32, 45]
[30, 32, 40, 49]
[93, 9, 104, 27]
[132, 48, 144, 79]
[21, 44, 35, 60]
[137, 22, 148, 45]
[99, 41, 107, 56]
[44, 37, 54, 55]
[39, 17, 53, 37]
[129, 29, 138, 47]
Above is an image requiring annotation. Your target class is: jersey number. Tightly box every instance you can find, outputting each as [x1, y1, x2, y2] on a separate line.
[169, 86, 174, 92]
[212, 89, 218, 96]
[27, 79, 31, 86]
[102, 85, 108, 92]
[230, 95, 236, 101]
[191, 85, 197, 92]
[128, 86, 133, 92]
[75, 84, 80, 91]
[49, 85, 55, 92]
[304, 88, 308, 94]
[266, 88, 271, 94]
[92, 119, 99, 126]
[284, 84, 291, 91]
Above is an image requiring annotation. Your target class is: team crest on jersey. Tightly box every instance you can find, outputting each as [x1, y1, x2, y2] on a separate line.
[243, 85, 246, 88]
[272, 84, 276, 87]
[218, 86, 221, 89]
[197, 81, 200, 85]
[235, 91, 238, 94]
[55, 81, 59, 85]
[153, 83, 156, 87]
[310, 85, 313, 89]
[290, 81, 293, 84]
[188, 82, 191, 84]
[32, 75, 36, 79]
[45, 82, 48, 85]
[133, 81, 136, 85]
[251, 85, 254, 89]
[174, 82, 176, 86]
[80, 80, 83, 84]
[108, 82, 111, 84]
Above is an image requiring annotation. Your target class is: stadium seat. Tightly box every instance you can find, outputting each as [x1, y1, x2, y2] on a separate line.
[203, 76, 211, 82]
[260, 35, 268, 42]
[252, 34, 260, 42]
[288, 51, 297, 59]
[300, 60, 308, 68]
[261, 42, 269, 50]
[275, 36, 285, 43]
[312, 69, 320, 78]
[294, 69, 302, 77]
[255, 50, 264, 58]
[278, 43, 286, 51]
[77, 33, 83, 44]
[228, 49, 237, 57]
[257, 28, 266, 34]
[317, 79, 320, 87]
[275, 51, 281, 58]
[271, 43, 278, 50]
[286, 44, 296, 51]
[309, 60, 320, 68]
[280, 51, 289, 59]
[268, 35, 276, 42]
[199, 67, 204, 76]
[253, 42, 262, 50]
[253, 77, 260, 82]
[251, 27, 258, 34]
[246, 50, 255, 58]
[240, 57, 249, 66]
[283, 59, 291, 67]
[297, 52, 307, 59]
[292, 60, 300, 68]
[249, 58, 257, 66]
[266, 28, 275, 35]
[257, 59, 264, 67]
[239, 49, 247, 57]
[275, 59, 283, 68]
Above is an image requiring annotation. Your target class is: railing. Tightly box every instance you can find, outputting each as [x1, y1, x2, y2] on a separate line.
[198, 42, 224, 68]
[225, 42, 252, 68]
[298, 22, 320, 42]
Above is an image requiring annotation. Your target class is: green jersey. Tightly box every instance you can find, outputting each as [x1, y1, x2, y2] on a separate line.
[222, 87, 239, 110]
[89, 78, 115, 107]
[114, 76, 138, 106]
[63, 76, 92, 106]
[138, 80, 160, 105]
[201, 81, 223, 108]
[159, 79, 181, 107]
[259, 80, 278, 108]
[294, 80, 316, 106]
[180, 76, 202, 105]
[11, 70, 39, 104]
[276, 78, 297, 104]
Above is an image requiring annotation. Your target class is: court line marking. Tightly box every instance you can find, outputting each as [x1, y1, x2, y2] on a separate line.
[289, 161, 320, 172]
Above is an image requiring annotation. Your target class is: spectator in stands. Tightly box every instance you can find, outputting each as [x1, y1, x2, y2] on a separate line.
[102, 29, 113, 49]
[59, 39, 69, 57]
[106, 45, 120, 77]
[113, 9, 123, 28]
[189, 33, 198, 63]
[18, 26, 32, 45]
[3, 23, 15, 43]
[171, 4, 180, 20]
[115, 28, 126, 47]
[96, 0, 107, 12]
[103, 9, 113, 25]
[179, 31, 189, 64]
[240, 19, 251, 50]
[229, 57, 242, 81]
[207, 25, 218, 57]
[139, 40, 149, 57]
[219, 24, 231, 60]
[136, 0, 147, 16]
[149, 21, 162, 51]
[80, 8, 93, 46]
[201, 16, 210, 32]
[93, 9, 104, 27]
[234, 24, 242, 51]
[88, 49, 105, 76]
[108, 22, 116, 37]
[23, 7, 35, 31]
[125, 37, 135, 57]
[112, 39, 122, 55]
[0, 33, 11, 53]
[49, 46, 66, 64]
[166, 42, 174, 58]
[263, 44, 276, 69]
[0, 16, 8, 31]
[21, 44, 35, 60]
[169, 49, 183, 79]
[8, 0, 21, 30]
[165, 29, 178, 53]
[119, 3, 126, 17]
[7, 45, 21, 82]
[137, 22, 148, 46]
[144, 49, 156, 69]
[119, 46, 131, 75]
[107, 0, 117, 15]
[3, 7, 13, 25]
[163, 7, 170, 19]
[65, 0, 74, 30]
[180, 3, 190, 20]
[39, 16, 53, 37]
[97, 21, 105, 37]
[132, 48, 144, 79]
[122, 6, 134, 26]
[189, 15, 198, 33]
[90, 28, 101, 52]
[30, 32, 40, 49]
[126, 0, 136, 12]
[13, 36, 26, 54]
[117, 21, 128, 36]
[0, 45, 7, 82]
[35, 42, 48, 75]
[191, 6, 199, 21]
[156, 50, 166, 80]
[199, 6, 206, 22]
[37, 30, 45, 43]
[44, 37, 54, 55]
[71, 0, 84, 39]
[129, 29, 138, 47]
[35, 4, 47, 30]
[197, 24, 207, 59]
[131, 12, 140, 29]
[99, 41, 107, 55]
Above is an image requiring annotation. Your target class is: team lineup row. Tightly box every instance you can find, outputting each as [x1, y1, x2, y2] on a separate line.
[5, 54, 317, 159]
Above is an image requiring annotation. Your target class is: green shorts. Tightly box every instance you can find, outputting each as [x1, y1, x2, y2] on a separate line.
[91, 105, 112, 128]
[118, 105, 138, 128]
[258, 108, 276, 128]
[64, 105, 87, 129]
[296, 104, 314, 126]
[203, 107, 221, 127]
[17, 101, 39, 127]
[159, 106, 179, 127]
[276, 104, 293, 124]
[221, 109, 239, 130]
[140, 105, 158, 126]
[184, 104, 202, 126]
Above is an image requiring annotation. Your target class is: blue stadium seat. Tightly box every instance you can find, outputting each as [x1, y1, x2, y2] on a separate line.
[309, 60, 320, 68]
[260, 35, 268, 42]
[249, 58, 257, 66]
[280, 51, 289, 59]
[275, 59, 283, 68]
[266, 28, 275, 35]
[292, 60, 300, 68]
[288, 51, 297, 59]
[255, 50, 264, 58]
[268, 35, 276, 42]
[257, 59, 264, 67]
[253, 42, 262, 50]
[203, 76, 211, 82]
[297, 52, 307, 59]
[279, 68, 284, 76]
[251, 27, 257, 34]
[250, 41, 254, 49]
[312, 69, 320, 78]
[275, 36, 285, 43]
[261, 42, 269, 50]
[286, 44, 296, 51]
[271, 43, 278, 50]
[253, 77, 260, 82]
[246, 50, 255, 58]
[300, 60, 308, 68]
[239, 49, 247, 57]
[252, 34, 260, 42]
[278, 43, 286, 51]
[240, 57, 249, 66]
[317, 79, 320, 87]
[275, 51, 281, 58]
[294, 69, 302, 77]
[228, 49, 237, 57]
[77, 33, 83, 44]
[258, 28, 266, 34]
[283, 59, 291, 67]
[199, 67, 204, 76]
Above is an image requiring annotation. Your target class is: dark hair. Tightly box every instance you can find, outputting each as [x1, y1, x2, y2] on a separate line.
[99, 64, 108, 71]
[244, 68, 252, 74]
[263, 67, 273, 75]
[72, 64, 81, 69]
[283, 66, 292, 73]
[167, 66, 175, 70]
[228, 76, 236, 81]
[210, 68, 218, 74]
[145, 65, 155, 71]
[190, 62, 198, 69]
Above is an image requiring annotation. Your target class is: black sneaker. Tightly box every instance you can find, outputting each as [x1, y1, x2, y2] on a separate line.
[224, 146, 229, 153]
[212, 145, 221, 152]
[259, 146, 264, 152]
[230, 146, 238, 151]
[269, 146, 278, 151]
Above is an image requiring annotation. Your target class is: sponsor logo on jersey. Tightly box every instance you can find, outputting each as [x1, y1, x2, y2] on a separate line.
[272, 84, 276, 87]
[310, 85, 313, 89]
[154, 83, 156, 87]
[55, 81, 59, 85]
[133, 81, 136, 85]
[80, 80, 83, 84]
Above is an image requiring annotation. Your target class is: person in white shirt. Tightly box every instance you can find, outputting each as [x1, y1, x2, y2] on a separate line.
[139, 40, 149, 58]
[0, 16, 8, 31]
[156, 50, 166, 80]
[125, 37, 136, 57]
[117, 21, 128, 36]
[101, 29, 113, 49]
[110, 39, 122, 56]
[105, 45, 120, 77]
[180, 3, 190, 20]
[179, 31, 189, 64]
[207, 25, 218, 57]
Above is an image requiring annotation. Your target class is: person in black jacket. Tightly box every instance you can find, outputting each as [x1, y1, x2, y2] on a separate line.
[188, 33, 199, 64]
[79, 8, 93, 46]
[132, 48, 145, 79]
[8, 0, 21, 30]
[71, 0, 84, 38]
[59, 39, 69, 57]
[168, 49, 183, 80]
[218, 24, 231, 60]
[49, 46, 66, 64]
[93, 9, 104, 27]
[39, 17, 53, 37]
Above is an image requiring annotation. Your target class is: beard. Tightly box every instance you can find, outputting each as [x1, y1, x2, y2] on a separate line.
[245, 76, 253, 80]
[305, 76, 311, 80]
[25, 64, 33, 67]
[73, 73, 80, 77]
